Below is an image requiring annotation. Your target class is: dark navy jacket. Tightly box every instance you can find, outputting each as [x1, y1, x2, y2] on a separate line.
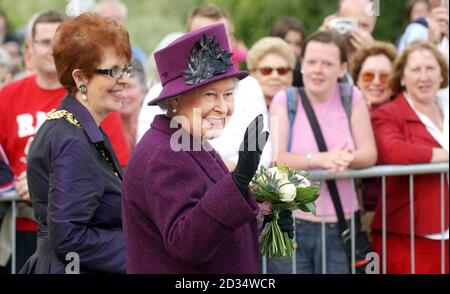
[0, 159, 13, 188]
[20, 96, 125, 274]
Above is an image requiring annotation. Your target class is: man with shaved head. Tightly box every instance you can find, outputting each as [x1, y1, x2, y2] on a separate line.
[94, 0, 147, 66]
[339, 0, 377, 33]
[322, 0, 377, 58]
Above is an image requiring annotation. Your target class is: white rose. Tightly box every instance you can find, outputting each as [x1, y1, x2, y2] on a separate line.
[254, 173, 264, 186]
[279, 181, 297, 202]
[267, 167, 288, 181]
[266, 167, 278, 177]
[293, 174, 311, 188]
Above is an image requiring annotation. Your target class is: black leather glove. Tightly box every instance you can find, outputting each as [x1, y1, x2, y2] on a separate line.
[232, 114, 269, 195]
[263, 210, 295, 239]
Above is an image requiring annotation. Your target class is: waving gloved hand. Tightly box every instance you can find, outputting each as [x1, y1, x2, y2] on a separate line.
[263, 209, 295, 239]
[232, 114, 269, 195]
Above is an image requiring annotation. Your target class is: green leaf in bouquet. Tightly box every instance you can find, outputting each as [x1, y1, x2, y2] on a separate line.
[304, 202, 316, 214]
[287, 168, 296, 181]
[295, 186, 319, 203]
[253, 185, 282, 202]
[297, 202, 316, 214]
[297, 203, 307, 212]
[271, 203, 297, 210]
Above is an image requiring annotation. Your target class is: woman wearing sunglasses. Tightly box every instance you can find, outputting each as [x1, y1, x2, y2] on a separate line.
[351, 41, 398, 110]
[20, 13, 133, 274]
[247, 37, 296, 107]
[349, 42, 398, 230]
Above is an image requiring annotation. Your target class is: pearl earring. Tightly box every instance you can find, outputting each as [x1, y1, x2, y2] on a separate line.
[172, 108, 177, 114]
[79, 84, 88, 101]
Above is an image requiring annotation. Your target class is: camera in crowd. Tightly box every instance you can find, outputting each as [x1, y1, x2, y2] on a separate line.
[329, 18, 358, 35]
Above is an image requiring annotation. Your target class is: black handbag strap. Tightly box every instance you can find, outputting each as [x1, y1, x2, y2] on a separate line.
[298, 88, 351, 243]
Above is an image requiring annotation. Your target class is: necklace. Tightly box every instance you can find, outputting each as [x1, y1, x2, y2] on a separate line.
[46, 109, 81, 128]
[46, 109, 121, 181]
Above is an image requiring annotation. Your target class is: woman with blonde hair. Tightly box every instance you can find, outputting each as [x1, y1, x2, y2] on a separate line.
[247, 37, 296, 107]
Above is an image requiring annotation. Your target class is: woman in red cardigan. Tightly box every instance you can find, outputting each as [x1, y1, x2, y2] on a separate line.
[371, 41, 448, 274]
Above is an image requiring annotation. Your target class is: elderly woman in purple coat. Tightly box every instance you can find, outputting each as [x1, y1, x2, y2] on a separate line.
[122, 24, 277, 273]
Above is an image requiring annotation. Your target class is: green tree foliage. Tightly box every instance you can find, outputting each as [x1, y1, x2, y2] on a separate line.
[213, 0, 408, 47]
[1, 0, 408, 58]
[212, 0, 337, 47]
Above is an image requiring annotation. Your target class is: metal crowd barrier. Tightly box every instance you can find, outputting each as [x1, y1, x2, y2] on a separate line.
[262, 162, 449, 274]
[0, 191, 20, 274]
[1, 163, 448, 274]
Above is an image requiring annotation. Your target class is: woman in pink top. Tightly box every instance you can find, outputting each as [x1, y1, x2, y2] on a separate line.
[268, 30, 377, 274]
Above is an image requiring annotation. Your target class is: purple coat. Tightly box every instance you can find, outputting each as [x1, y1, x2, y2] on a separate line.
[122, 115, 260, 274]
[20, 96, 125, 274]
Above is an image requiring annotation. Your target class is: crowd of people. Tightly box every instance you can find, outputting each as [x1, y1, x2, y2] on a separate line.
[0, 0, 448, 274]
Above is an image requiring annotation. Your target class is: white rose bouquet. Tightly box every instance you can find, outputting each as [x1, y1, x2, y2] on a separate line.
[251, 165, 320, 258]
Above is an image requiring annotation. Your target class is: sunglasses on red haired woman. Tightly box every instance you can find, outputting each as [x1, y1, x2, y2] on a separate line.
[257, 67, 291, 76]
[360, 71, 389, 84]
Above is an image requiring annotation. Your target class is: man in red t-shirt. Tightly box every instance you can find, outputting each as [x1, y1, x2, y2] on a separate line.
[0, 10, 130, 272]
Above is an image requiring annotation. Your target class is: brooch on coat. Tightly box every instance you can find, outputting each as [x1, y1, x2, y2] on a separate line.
[46, 109, 81, 128]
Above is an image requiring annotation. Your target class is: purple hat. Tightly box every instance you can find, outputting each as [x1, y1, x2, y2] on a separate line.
[148, 23, 248, 106]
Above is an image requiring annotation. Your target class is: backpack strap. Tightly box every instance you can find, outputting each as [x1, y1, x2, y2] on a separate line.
[412, 17, 428, 28]
[338, 82, 353, 122]
[287, 84, 352, 151]
[286, 87, 298, 152]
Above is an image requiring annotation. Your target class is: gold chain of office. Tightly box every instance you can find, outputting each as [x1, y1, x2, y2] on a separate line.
[46, 109, 82, 128]
[46, 109, 121, 180]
